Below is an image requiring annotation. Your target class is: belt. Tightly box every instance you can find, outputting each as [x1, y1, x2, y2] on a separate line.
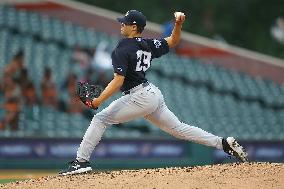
[122, 82, 149, 95]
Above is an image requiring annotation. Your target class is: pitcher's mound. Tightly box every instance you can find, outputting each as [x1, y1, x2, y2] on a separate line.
[1, 162, 283, 189]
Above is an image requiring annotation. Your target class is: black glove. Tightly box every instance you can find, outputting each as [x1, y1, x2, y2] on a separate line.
[77, 82, 103, 110]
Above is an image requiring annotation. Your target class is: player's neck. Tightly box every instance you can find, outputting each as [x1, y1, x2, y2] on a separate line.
[126, 32, 142, 38]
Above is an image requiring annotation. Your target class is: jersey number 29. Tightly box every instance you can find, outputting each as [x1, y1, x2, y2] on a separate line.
[135, 50, 151, 72]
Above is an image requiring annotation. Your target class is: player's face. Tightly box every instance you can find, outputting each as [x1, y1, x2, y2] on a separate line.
[120, 23, 138, 37]
[120, 23, 131, 36]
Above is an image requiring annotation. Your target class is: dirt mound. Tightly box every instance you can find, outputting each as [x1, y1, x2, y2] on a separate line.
[1, 162, 283, 189]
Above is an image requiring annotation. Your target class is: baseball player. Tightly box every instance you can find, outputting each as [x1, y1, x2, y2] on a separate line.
[59, 10, 248, 175]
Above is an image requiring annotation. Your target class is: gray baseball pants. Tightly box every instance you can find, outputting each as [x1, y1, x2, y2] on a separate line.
[77, 83, 223, 161]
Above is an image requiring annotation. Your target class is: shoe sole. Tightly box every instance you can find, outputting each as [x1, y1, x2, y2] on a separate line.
[59, 167, 92, 176]
[227, 137, 248, 162]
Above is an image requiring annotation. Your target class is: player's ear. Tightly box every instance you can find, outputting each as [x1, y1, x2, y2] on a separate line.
[132, 25, 138, 32]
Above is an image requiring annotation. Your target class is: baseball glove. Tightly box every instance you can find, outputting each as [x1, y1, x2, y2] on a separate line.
[77, 82, 103, 110]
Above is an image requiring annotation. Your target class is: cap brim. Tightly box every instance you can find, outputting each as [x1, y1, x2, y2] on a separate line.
[117, 17, 127, 24]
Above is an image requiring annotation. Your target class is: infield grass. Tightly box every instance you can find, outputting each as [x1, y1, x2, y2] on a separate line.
[0, 179, 24, 184]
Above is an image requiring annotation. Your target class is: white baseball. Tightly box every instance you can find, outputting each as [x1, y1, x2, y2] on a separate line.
[174, 12, 185, 21]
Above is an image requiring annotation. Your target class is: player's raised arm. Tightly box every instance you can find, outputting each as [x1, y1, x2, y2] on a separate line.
[165, 12, 186, 48]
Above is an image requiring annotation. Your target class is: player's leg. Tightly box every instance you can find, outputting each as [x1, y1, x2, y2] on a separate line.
[76, 92, 159, 161]
[145, 102, 223, 149]
[145, 105, 247, 162]
[144, 86, 247, 162]
[59, 85, 159, 175]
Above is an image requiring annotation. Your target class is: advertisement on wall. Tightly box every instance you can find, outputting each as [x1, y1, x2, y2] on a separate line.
[0, 138, 187, 160]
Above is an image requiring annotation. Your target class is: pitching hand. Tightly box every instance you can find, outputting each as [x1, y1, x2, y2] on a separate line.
[174, 12, 186, 25]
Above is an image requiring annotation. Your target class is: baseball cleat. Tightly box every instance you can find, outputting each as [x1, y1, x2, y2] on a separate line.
[222, 137, 248, 162]
[59, 160, 92, 176]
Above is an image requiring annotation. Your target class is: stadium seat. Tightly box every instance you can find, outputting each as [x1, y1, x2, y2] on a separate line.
[29, 12, 42, 36]
[75, 25, 89, 48]
[63, 21, 77, 47]
[51, 18, 65, 43]
[0, 6, 6, 27]
[17, 10, 30, 34]
[85, 28, 97, 48]
[6, 7, 18, 30]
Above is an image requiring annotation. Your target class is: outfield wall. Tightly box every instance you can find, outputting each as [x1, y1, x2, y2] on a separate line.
[0, 138, 213, 169]
[0, 138, 283, 170]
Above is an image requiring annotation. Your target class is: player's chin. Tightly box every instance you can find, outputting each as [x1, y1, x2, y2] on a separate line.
[121, 31, 127, 36]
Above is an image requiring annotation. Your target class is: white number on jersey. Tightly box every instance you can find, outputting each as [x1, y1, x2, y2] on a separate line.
[135, 50, 152, 72]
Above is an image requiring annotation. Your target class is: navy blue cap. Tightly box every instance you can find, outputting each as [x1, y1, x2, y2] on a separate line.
[117, 10, 146, 27]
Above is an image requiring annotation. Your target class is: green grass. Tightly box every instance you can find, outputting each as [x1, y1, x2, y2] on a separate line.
[0, 179, 24, 184]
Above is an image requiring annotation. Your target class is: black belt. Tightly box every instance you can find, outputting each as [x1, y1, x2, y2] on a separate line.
[123, 82, 149, 95]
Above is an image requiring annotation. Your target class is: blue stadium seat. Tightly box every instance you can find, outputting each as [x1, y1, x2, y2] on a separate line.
[17, 9, 30, 34]
[29, 12, 41, 36]
[51, 18, 65, 43]
[6, 7, 18, 30]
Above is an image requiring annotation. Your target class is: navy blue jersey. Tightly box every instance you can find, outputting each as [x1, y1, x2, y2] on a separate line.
[111, 37, 169, 91]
